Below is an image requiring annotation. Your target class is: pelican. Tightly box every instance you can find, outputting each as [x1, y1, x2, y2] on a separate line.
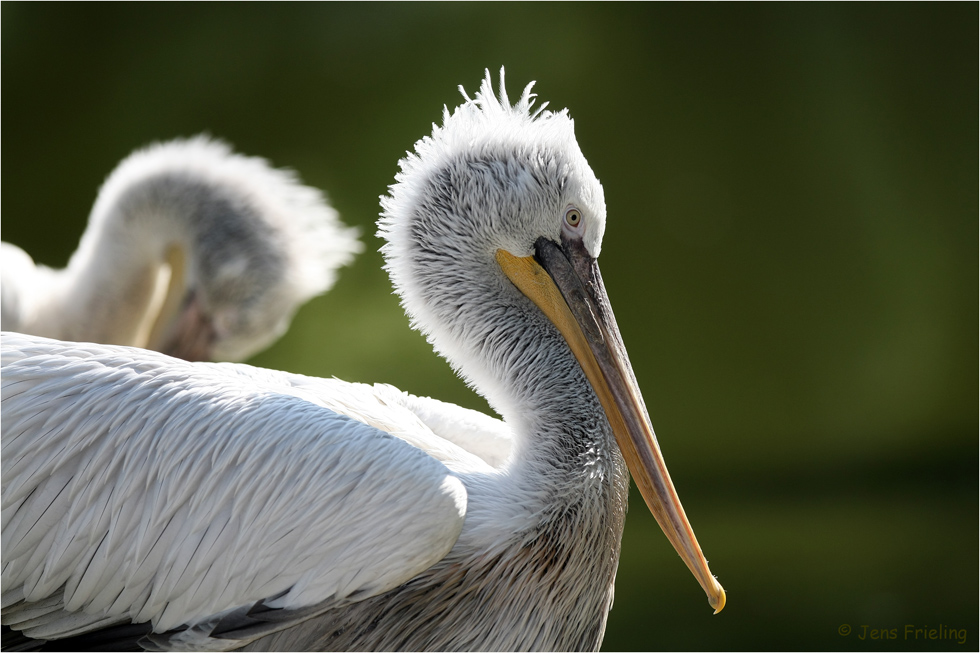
[0, 137, 361, 361]
[1, 70, 724, 651]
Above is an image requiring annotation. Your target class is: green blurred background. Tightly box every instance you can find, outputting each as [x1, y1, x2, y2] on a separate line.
[2, 3, 976, 650]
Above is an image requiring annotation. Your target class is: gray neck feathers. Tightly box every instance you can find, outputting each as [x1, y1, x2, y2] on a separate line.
[345, 156, 631, 650]
[397, 153, 625, 489]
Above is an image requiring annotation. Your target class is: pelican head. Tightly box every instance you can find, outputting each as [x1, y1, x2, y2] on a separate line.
[1, 137, 361, 361]
[381, 69, 725, 615]
[89, 137, 362, 361]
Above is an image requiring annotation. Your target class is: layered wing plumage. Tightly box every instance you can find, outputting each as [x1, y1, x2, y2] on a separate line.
[1, 333, 469, 649]
[187, 358, 512, 470]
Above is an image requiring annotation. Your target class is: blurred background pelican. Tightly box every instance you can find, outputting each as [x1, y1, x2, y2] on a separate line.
[1, 137, 361, 362]
[1, 4, 975, 650]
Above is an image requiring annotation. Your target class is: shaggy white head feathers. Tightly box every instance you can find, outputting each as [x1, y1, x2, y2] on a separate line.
[381, 68, 605, 261]
[379, 69, 607, 401]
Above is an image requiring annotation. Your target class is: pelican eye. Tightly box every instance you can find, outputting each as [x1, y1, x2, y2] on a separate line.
[564, 208, 582, 228]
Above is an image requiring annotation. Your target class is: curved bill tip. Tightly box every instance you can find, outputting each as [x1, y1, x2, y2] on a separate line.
[710, 583, 726, 614]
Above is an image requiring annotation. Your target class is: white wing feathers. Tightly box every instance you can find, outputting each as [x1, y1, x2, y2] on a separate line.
[198, 360, 513, 469]
[394, 392, 513, 467]
[1, 333, 468, 646]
